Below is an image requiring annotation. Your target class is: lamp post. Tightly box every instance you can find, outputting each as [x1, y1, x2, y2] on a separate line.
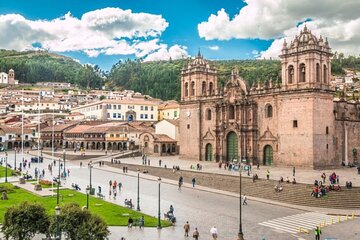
[86, 187, 90, 209]
[89, 162, 93, 207]
[157, 177, 162, 229]
[5, 151, 8, 183]
[55, 205, 61, 240]
[57, 157, 61, 205]
[14, 147, 17, 170]
[62, 148, 66, 176]
[238, 159, 244, 240]
[137, 169, 141, 211]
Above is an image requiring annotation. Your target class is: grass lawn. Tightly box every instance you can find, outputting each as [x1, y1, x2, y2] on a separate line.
[0, 183, 171, 227]
[0, 166, 14, 178]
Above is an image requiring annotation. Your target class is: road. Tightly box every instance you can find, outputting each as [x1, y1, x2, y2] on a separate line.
[1, 151, 359, 240]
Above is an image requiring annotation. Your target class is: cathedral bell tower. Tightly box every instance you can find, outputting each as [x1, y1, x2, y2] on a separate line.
[181, 51, 217, 101]
[280, 26, 332, 90]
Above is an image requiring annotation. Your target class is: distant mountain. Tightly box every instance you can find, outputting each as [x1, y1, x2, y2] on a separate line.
[0, 49, 103, 89]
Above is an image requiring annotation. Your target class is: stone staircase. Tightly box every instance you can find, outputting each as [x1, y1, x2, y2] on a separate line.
[241, 178, 360, 210]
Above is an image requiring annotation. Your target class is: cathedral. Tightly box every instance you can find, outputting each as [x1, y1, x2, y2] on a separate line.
[179, 26, 360, 169]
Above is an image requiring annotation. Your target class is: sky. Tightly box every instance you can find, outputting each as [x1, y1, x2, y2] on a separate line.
[0, 0, 360, 70]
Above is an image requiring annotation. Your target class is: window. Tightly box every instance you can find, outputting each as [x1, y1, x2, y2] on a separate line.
[108, 104, 112, 109]
[141, 106, 144, 110]
[113, 105, 116, 110]
[99, 104, 102, 110]
[265, 104, 273, 118]
[316, 63, 320, 82]
[174, 111, 178, 118]
[145, 106, 148, 111]
[187, 124, 190, 129]
[323, 65, 328, 83]
[326, 144, 329, 150]
[185, 82, 189, 97]
[209, 82, 214, 95]
[145, 114, 148, 119]
[151, 114, 153, 119]
[299, 63, 306, 82]
[202, 81, 206, 95]
[326, 126, 329, 134]
[113, 113, 116, 118]
[229, 105, 235, 119]
[288, 65, 294, 84]
[140, 114, 144, 119]
[107, 113, 110, 118]
[206, 108, 212, 120]
[118, 113, 121, 118]
[191, 81, 195, 96]
[293, 120, 298, 128]
[151, 106, 154, 111]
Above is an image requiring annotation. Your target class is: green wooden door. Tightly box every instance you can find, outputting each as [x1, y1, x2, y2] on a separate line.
[205, 144, 213, 161]
[263, 145, 273, 165]
[226, 132, 238, 162]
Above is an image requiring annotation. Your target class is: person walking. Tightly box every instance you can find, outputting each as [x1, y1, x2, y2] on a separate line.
[192, 178, 196, 187]
[139, 216, 145, 229]
[128, 217, 133, 228]
[118, 182, 122, 191]
[315, 226, 322, 240]
[178, 176, 184, 190]
[159, 159, 162, 167]
[192, 227, 199, 240]
[210, 226, 218, 239]
[293, 166, 296, 177]
[243, 194, 248, 205]
[184, 221, 190, 237]
[266, 169, 270, 180]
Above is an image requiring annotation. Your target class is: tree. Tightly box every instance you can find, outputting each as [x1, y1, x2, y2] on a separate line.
[53, 203, 109, 240]
[2, 202, 50, 240]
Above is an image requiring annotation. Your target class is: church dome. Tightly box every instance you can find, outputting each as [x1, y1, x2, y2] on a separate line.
[297, 26, 317, 46]
[191, 51, 207, 66]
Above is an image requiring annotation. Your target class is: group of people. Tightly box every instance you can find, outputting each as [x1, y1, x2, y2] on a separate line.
[107, 179, 123, 200]
[183, 222, 220, 240]
[279, 176, 297, 184]
[127, 216, 145, 229]
[190, 163, 202, 171]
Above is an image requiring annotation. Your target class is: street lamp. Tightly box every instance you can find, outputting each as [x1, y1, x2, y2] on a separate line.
[238, 159, 244, 240]
[57, 157, 61, 205]
[5, 152, 8, 183]
[137, 169, 141, 211]
[157, 177, 162, 229]
[14, 147, 17, 170]
[62, 149, 66, 176]
[86, 186, 90, 209]
[55, 205, 61, 240]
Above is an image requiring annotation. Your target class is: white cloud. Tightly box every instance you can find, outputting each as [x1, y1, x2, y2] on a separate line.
[0, 8, 172, 57]
[198, 0, 360, 57]
[209, 45, 219, 51]
[144, 44, 188, 61]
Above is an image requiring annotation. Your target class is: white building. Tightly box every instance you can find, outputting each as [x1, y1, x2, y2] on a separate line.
[72, 99, 159, 121]
[0, 69, 18, 85]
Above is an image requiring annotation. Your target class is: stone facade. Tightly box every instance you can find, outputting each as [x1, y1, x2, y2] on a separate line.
[179, 27, 360, 169]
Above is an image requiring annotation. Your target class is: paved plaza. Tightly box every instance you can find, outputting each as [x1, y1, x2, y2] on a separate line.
[1, 150, 359, 240]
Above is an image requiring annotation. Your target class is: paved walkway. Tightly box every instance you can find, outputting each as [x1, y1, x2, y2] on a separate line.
[12, 181, 64, 197]
[111, 155, 360, 186]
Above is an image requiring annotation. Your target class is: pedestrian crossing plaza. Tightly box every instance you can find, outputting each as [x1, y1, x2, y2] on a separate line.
[258, 212, 354, 234]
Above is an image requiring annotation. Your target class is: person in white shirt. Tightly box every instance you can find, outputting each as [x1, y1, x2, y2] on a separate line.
[210, 226, 218, 239]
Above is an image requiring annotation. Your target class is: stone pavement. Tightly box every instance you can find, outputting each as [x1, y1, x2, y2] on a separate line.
[111, 154, 360, 186]
[94, 164, 360, 216]
[12, 181, 66, 197]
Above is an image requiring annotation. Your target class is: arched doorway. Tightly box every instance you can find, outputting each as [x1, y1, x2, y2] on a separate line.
[205, 143, 213, 161]
[226, 132, 238, 162]
[263, 145, 273, 165]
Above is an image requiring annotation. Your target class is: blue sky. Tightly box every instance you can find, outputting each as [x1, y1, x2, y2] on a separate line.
[0, 0, 359, 70]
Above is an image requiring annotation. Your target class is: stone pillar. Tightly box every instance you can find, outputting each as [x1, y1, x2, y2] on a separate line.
[344, 123, 348, 165]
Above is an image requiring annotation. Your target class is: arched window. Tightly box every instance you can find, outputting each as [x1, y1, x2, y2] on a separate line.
[229, 105, 235, 119]
[154, 144, 159, 153]
[265, 104, 273, 118]
[288, 65, 294, 84]
[190, 81, 195, 96]
[316, 63, 320, 82]
[323, 65, 327, 83]
[326, 126, 329, 134]
[184, 82, 189, 97]
[202, 81, 206, 95]
[209, 82, 214, 95]
[206, 108, 212, 120]
[299, 63, 306, 82]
